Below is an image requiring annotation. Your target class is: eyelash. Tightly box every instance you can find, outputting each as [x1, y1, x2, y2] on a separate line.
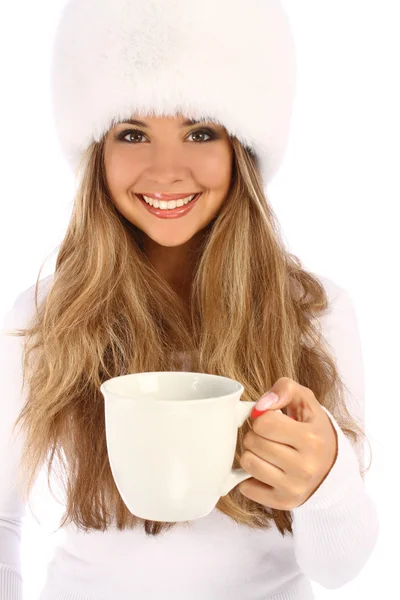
[116, 128, 218, 144]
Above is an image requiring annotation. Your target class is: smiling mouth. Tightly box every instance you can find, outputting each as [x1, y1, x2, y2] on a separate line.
[137, 193, 201, 206]
[137, 193, 201, 201]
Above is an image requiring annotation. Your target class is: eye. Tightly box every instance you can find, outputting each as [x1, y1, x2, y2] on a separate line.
[118, 130, 146, 144]
[117, 128, 217, 144]
[187, 129, 215, 143]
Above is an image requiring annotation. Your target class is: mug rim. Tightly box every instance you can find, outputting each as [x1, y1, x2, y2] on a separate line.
[100, 371, 244, 401]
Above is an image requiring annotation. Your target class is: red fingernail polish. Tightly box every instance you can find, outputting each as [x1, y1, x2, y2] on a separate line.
[251, 406, 268, 419]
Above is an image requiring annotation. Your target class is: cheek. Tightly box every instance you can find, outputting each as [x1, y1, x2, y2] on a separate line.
[106, 152, 138, 193]
[198, 150, 232, 191]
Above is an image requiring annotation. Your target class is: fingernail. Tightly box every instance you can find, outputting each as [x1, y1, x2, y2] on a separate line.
[255, 392, 279, 411]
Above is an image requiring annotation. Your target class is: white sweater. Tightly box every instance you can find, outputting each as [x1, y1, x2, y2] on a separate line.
[0, 273, 379, 600]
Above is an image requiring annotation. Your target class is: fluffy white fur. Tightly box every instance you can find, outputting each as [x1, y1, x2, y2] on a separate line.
[50, 0, 297, 186]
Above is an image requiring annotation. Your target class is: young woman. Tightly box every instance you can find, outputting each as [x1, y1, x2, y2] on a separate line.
[0, 1, 379, 599]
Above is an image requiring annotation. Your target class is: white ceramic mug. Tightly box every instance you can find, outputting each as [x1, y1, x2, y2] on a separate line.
[100, 371, 257, 522]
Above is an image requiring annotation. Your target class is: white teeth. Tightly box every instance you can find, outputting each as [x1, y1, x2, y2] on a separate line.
[142, 194, 197, 209]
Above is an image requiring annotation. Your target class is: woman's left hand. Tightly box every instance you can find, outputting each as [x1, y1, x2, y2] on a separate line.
[238, 377, 338, 510]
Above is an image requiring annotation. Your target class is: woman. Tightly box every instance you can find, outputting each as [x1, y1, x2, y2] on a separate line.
[0, 0, 379, 599]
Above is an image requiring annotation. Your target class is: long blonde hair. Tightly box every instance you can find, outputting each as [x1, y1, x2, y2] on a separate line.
[7, 133, 370, 538]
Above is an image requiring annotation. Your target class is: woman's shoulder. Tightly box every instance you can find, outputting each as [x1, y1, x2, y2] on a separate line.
[310, 272, 361, 352]
[3, 273, 55, 331]
[313, 271, 345, 298]
[312, 271, 347, 303]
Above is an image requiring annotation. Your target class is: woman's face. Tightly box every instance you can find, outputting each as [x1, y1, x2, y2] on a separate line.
[103, 114, 233, 249]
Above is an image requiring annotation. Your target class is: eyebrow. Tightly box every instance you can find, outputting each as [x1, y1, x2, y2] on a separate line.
[114, 117, 215, 128]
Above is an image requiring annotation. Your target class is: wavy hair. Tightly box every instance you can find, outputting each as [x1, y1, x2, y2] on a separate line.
[7, 131, 371, 538]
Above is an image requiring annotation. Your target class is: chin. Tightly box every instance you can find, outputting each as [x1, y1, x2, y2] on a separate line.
[146, 231, 201, 248]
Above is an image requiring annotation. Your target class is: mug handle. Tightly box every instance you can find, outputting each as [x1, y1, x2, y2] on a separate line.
[219, 400, 257, 497]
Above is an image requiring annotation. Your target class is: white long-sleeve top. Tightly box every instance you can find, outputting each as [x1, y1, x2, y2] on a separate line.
[0, 273, 379, 600]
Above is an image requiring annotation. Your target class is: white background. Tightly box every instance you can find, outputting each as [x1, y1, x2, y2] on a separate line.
[0, 1, 396, 598]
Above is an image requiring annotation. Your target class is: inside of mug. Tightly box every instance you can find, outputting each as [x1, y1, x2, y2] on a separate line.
[102, 371, 241, 401]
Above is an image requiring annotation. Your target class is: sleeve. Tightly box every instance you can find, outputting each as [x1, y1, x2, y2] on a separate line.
[290, 285, 380, 589]
[0, 294, 29, 600]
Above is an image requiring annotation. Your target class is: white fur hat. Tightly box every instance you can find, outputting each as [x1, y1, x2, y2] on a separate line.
[50, 0, 297, 187]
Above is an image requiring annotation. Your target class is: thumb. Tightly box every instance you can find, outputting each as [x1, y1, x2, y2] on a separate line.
[251, 378, 316, 421]
[250, 377, 304, 420]
[251, 390, 281, 419]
